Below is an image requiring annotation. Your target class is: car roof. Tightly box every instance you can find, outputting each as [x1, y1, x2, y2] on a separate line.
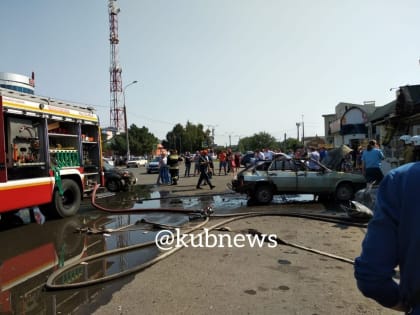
[273, 152, 291, 159]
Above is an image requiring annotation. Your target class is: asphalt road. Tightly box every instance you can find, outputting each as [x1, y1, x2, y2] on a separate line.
[90, 164, 395, 315]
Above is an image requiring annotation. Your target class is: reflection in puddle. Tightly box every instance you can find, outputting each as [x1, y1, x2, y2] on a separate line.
[94, 185, 318, 215]
[273, 194, 315, 203]
[50, 245, 160, 286]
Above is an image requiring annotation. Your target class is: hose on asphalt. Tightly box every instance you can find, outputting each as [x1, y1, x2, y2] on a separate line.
[45, 216, 211, 290]
[45, 186, 363, 290]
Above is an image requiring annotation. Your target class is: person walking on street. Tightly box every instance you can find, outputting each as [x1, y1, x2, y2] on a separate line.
[228, 152, 237, 178]
[207, 151, 215, 178]
[158, 152, 170, 185]
[184, 151, 192, 177]
[226, 148, 234, 173]
[193, 150, 200, 176]
[196, 150, 215, 189]
[354, 162, 420, 313]
[218, 150, 227, 175]
[361, 139, 385, 184]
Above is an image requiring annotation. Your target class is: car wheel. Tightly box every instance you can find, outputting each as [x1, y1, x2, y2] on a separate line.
[254, 185, 274, 204]
[335, 183, 354, 201]
[106, 179, 121, 192]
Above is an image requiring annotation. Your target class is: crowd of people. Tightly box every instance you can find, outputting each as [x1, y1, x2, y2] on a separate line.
[150, 134, 420, 190]
[153, 143, 383, 187]
[154, 149, 216, 190]
[153, 147, 281, 189]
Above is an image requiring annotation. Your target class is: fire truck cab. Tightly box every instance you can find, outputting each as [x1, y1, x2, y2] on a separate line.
[0, 88, 103, 218]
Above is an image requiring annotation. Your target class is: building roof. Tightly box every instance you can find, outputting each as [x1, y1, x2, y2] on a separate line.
[368, 100, 396, 123]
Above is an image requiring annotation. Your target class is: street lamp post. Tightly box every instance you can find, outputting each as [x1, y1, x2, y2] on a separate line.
[301, 114, 305, 145]
[296, 122, 300, 142]
[123, 80, 138, 161]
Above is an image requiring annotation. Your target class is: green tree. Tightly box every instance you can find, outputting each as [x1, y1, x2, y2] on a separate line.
[106, 124, 158, 157]
[165, 123, 185, 152]
[282, 138, 301, 153]
[128, 124, 159, 156]
[164, 122, 211, 153]
[238, 132, 279, 152]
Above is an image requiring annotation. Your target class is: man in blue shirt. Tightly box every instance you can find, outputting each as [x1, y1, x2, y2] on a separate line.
[307, 146, 321, 171]
[354, 162, 420, 313]
[361, 139, 385, 184]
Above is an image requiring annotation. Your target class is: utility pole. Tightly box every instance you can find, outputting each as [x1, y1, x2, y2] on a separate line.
[301, 114, 305, 146]
[296, 122, 300, 142]
[284, 132, 287, 152]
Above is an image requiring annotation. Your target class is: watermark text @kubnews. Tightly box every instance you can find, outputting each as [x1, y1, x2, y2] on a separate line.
[155, 228, 278, 251]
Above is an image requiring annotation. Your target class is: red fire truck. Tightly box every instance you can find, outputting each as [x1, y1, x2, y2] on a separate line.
[0, 87, 103, 218]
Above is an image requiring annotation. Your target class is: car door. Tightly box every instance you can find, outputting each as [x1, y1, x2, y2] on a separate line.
[295, 160, 332, 194]
[267, 157, 297, 192]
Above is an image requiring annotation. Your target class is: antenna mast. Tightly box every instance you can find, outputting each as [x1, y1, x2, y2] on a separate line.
[108, 0, 125, 132]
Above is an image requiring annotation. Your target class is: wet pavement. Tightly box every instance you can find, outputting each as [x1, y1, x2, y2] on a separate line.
[0, 172, 346, 314]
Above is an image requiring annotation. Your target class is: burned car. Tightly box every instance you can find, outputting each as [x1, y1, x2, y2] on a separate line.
[231, 153, 366, 204]
[103, 159, 137, 192]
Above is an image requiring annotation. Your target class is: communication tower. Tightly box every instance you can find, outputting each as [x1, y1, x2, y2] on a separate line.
[108, 0, 125, 133]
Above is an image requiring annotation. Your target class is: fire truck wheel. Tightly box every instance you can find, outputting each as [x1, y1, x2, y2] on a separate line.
[52, 179, 82, 218]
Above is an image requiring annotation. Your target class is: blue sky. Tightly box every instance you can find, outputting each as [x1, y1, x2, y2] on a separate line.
[2, 1, 420, 147]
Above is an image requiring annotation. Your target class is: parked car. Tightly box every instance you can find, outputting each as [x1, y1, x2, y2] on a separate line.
[126, 156, 148, 168]
[103, 159, 137, 192]
[146, 156, 160, 174]
[240, 151, 255, 167]
[231, 153, 366, 204]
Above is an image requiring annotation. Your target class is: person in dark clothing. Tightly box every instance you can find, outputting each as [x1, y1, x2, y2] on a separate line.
[196, 150, 215, 189]
[226, 147, 233, 173]
[167, 149, 182, 185]
[184, 151, 192, 177]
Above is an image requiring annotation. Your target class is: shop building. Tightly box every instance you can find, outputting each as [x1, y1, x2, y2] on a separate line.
[0, 72, 35, 94]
